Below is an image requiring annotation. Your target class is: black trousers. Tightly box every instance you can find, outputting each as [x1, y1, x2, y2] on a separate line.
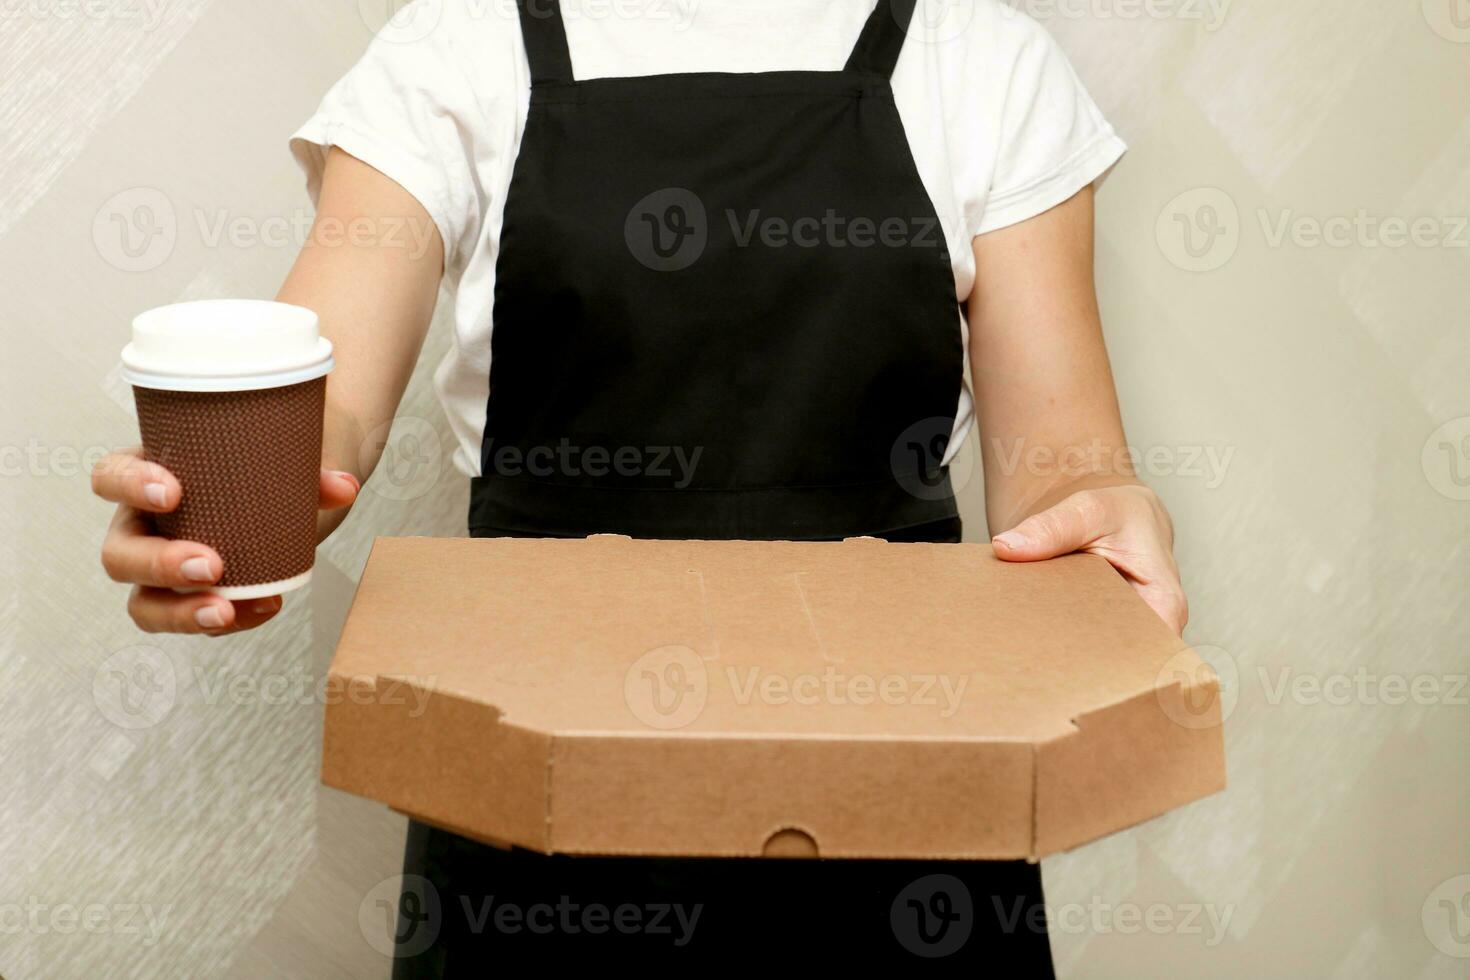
[390, 518, 1054, 974]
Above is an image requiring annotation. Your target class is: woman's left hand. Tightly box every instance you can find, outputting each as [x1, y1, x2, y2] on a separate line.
[990, 484, 1188, 636]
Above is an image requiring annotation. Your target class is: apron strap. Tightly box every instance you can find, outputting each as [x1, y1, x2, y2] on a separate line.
[844, 0, 919, 78]
[516, 0, 574, 85]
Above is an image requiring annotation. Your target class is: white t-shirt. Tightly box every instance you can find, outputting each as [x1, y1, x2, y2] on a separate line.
[291, 0, 1126, 477]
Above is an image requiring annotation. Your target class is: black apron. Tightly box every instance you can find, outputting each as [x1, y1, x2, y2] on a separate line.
[396, 0, 1052, 971]
[469, 0, 964, 539]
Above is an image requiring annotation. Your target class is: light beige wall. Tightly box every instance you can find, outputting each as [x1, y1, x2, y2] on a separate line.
[2, 1, 1467, 977]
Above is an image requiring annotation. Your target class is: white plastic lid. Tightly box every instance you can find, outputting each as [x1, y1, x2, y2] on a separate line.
[121, 299, 334, 392]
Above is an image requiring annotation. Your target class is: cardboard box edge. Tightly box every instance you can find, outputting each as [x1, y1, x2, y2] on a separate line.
[1033, 646, 1227, 858]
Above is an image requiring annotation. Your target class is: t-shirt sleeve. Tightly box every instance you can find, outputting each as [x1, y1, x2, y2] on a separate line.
[289, 16, 483, 271]
[970, 14, 1127, 237]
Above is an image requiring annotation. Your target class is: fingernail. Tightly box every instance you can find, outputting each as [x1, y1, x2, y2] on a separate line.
[195, 606, 226, 629]
[144, 482, 168, 508]
[180, 557, 216, 583]
[332, 470, 361, 494]
[993, 532, 1024, 551]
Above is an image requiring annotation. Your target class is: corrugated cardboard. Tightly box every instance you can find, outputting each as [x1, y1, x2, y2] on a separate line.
[322, 535, 1225, 861]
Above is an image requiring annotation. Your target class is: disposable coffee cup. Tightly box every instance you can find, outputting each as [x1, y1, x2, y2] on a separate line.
[121, 300, 333, 600]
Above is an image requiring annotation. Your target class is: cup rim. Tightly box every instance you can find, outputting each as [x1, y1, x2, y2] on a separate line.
[123, 299, 332, 391]
[122, 353, 334, 392]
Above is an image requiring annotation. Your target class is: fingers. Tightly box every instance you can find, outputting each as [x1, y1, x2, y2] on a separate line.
[991, 485, 1189, 636]
[98, 449, 309, 636]
[231, 595, 285, 632]
[126, 588, 284, 636]
[1134, 581, 1189, 636]
[91, 448, 181, 513]
[128, 586, 236, 634]
[94, 452, 360, 515]
[101, 508, 223, 589]
[991, 490, 1112, 561]
[320, 468, 360, 511]
[1099, 536, 1188, 635]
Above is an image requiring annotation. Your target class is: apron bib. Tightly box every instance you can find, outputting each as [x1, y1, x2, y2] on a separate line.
[470, 0, 965, 540]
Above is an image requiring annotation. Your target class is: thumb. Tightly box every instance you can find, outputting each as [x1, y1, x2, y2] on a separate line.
[320, 468, 361, 511]
[992, 492, 1109, 562]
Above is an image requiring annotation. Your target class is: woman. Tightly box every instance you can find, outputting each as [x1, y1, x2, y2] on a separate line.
[93, 0, 1186, 971]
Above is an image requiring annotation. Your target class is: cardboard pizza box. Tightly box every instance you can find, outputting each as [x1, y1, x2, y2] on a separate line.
[321, 535, 1225, 860]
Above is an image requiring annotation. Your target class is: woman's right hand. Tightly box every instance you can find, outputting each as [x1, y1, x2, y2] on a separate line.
[93, 448, 359, 635]
[92, 148, 440, 636]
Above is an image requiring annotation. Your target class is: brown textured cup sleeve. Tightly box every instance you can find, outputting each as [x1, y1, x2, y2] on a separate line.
[132, 378, 326, 589]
